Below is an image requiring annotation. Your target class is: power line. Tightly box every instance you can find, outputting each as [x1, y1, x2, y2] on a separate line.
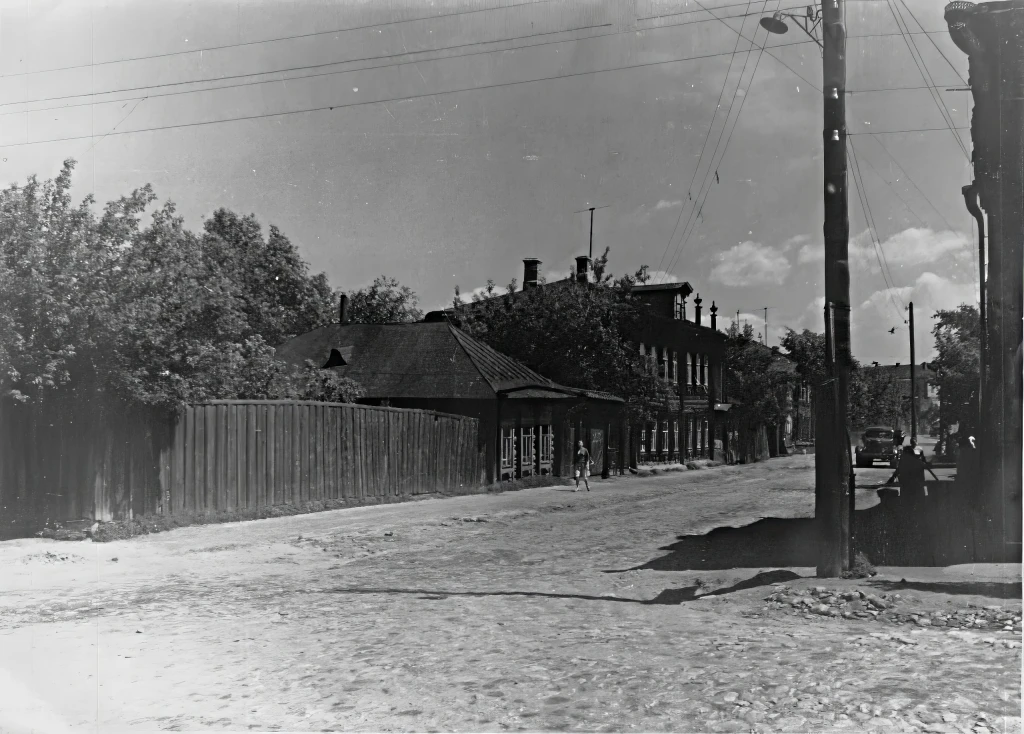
[0, 0, 566, 79]
[849, 126, 970, 134]
[6, 27, 929, 114]
[662, 2, 773, 279]
[894, 0, 967, 85]
[885, 0, 970, 160]
[0, 35, 818, 149]
[653, 0, 756, 280]
[1, 22, 613, 111]
[847, 136, 907, 317]
[869, 133, 960, 234]
[667, 13, 773, 275]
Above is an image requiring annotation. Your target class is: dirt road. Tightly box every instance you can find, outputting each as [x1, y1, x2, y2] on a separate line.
[0, 456, 1019, 732]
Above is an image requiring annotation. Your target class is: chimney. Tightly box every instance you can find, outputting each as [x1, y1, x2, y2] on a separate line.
[710, 301, 718, 331]
[575, 255, 592, 283]
[694, 294, 702, 326]
[523, 258, 541, 290]
[339, 293, 350, 324]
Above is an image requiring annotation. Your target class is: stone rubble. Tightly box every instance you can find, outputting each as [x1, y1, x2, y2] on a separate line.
[763, 584, 1023, 636]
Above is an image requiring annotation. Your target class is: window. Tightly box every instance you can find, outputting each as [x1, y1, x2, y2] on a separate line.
[658, 347, 667, 379]
[687, 353, 694, 385]
[702, 354, 709, 386]
[672, 351, 678, 384]
[521, 428, 535, 467]
[539, 426, 554, 463]
[661, 422, 669, 454]
[674, 293, 684, 320]
[673, 421, 679, 453]
[640, 426, 647, 455]
[703, 419, 710, 450]
[501, 428, 515, 469]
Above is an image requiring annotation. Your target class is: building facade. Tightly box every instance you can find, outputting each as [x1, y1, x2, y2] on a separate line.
[435, 256, 730, 465]
[275, 316, 625, 485]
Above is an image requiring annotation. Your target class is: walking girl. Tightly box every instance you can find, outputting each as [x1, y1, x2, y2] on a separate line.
[574, 440, 593, 492]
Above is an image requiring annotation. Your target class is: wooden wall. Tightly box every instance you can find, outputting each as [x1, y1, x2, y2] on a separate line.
[1, 399, 485, 536]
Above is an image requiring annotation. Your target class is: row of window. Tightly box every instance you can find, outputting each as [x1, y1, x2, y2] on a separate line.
[639, 343, 711, 387]
[500, 426, 554, 474]
[639, 417, 710, 459]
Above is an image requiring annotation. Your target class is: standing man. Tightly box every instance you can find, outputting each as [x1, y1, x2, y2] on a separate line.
[574, 440, 593, 492]
[884, 427, 907, 486]
[898, 437, 938, 498]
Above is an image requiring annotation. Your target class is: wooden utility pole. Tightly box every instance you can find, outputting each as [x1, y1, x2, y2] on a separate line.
[816, 0, 852, 577]
[909, 302, 917, 440]
[575, 205, 609, 260]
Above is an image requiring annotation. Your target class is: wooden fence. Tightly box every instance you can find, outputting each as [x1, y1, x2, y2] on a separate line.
[1, 399, 486, 536]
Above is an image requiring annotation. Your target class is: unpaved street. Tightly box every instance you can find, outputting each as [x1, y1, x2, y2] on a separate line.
[0, 456, 1019, 733]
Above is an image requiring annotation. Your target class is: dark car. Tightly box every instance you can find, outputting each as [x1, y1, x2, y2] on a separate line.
[855, 426, 898, 468]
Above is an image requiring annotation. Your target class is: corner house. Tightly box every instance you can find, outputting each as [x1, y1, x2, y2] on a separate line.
[276, 312, 625, 485]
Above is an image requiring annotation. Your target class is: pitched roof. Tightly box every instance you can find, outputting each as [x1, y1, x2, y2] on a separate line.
[629, 281, 694, 295]
[274, 321, 622, 402]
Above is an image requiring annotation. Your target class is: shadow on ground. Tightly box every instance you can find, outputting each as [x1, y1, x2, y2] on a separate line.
[607, 517, 818, 573]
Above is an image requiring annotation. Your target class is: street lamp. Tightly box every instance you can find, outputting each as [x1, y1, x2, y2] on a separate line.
[760, 6, 824, 51]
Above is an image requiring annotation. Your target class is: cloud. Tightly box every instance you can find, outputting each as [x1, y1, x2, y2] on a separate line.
[653, 199, 683, 210]
[853, 271, 978, 362]
[780, 234, 811, 252]
[643, 270, 681, 284]
[709, 240, 791, 287]
[797, 228, 972, 269]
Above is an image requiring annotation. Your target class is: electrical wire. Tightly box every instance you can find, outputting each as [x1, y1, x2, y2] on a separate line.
[0, 0, 567, 79]
[847, 136, 908, 317]
[1, 22, 614, 110]
[6, 27, 932, 115]
[653, 0, 756, 280]
[0, 34, 818, 149]
[666, 12, 774, 276]
[894, 0, 967, 85]
[663, 1, 774, 276]
[885, 0, 970, 160]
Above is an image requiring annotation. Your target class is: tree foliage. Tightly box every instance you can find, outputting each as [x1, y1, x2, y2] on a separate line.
[780, 327, 910, 429]
[931, 304, 980, 430]
[0, 161, 349, 410]
[347, 275, 423, 324]
[724, 323, 795, 426]
[453, 272, 671, 419]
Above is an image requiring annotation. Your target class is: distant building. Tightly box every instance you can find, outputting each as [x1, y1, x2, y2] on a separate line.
[276, 316, 624, 484]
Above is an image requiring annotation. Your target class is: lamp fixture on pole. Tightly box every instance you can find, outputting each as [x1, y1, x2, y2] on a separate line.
[760, 5, 824, 51]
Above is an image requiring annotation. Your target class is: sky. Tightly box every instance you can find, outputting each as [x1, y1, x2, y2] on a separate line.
[0, 0, 979, 363]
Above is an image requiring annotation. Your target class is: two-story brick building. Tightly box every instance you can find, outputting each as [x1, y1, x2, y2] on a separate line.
[433, 255, 731, 465]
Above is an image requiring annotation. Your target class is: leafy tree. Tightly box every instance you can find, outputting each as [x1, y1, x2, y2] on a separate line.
[781, 327, 909, 429]
[453, 274, 671, 420]
[200, 209, 336, 346]
[347, 275, 423, 324]
[0, 161, 352, 410]
[931, 304, 980, 431]
[780, 328, 829, 387]
[724, 323, 795, 427]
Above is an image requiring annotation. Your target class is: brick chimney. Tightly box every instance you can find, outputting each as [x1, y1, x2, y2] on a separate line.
[710, 301, 718, 331]
[523, 258, 541, 290]
[339, 293, 350, 324]
[694, 294, 702, 326]
[575, 255, 592, 284]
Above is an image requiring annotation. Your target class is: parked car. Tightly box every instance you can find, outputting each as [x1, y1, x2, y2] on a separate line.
[855, 426, 898, 468]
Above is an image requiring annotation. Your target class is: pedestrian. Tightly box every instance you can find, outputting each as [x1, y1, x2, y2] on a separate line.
[897, 437, 937, 498]
[574, 440, 593, 492]
[884, 428, 906, 486]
